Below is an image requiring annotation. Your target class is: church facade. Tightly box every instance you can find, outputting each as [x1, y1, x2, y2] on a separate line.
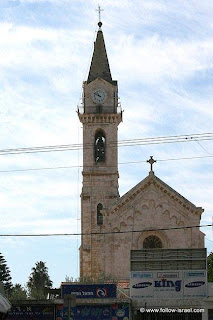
[78, 22, 205, 281]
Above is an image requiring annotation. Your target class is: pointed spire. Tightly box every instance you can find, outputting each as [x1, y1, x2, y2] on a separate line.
[87, 22, 116, 85]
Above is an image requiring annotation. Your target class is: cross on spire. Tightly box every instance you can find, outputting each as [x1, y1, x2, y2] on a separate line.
[96, 5, 104, 28]
[147, 156, 156, 173]
[87, 6, 115, 85]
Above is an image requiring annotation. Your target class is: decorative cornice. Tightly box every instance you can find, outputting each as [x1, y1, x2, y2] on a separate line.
[82, 171, 119, 177]
[109, 176, 204, 216]
[78, 112, 122, 124]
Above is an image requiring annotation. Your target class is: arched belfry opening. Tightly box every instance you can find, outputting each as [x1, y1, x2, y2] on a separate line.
[94, 130, 106, 163]
[97, 203, 103, 225]
[143, 235, 163, 248]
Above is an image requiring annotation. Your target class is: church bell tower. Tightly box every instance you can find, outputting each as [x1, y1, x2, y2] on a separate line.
[78, 21, 122, 278]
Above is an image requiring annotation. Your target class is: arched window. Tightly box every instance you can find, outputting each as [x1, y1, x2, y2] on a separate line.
[97, 203, 103, 225]
[94, 131, 106, 163]
[143, 235, 162, 248]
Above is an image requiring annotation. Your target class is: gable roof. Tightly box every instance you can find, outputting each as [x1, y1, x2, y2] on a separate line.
[109, 171, 204, 216]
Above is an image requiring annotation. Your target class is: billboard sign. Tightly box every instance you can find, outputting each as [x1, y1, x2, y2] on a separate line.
[56, 303, 129, 320]
[130, 270, 207, 299]
[61, 284, 117, 299]
[184, 271, 206, 298]
[8, 305, 55, 320]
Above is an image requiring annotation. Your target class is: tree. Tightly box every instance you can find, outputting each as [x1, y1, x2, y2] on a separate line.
[65, 272, 116, 284]
[208, 252, 213, 282]
[0, 253, 12, 295]
[27, 261, 53, 299]
[65, 276, 74, 282]
[10, 284, 27, 300]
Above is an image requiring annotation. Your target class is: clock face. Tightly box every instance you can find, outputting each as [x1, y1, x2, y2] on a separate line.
[91, 89, 106, 104]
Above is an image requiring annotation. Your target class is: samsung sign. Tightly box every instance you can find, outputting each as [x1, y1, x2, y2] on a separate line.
[185, 281, 205, 288]
[130, 271, 207, 299]
[132, 282, 152, 289]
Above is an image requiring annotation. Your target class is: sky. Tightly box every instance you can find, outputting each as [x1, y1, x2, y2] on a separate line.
[0, 0, 212, 288]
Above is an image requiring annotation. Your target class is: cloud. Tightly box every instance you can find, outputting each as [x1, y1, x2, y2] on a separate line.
[0, 0, 20, 8]
[110, 35, 213, 85]
[0, 217, 78, 234]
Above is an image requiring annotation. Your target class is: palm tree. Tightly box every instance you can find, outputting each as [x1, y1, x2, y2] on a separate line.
[27, 261, 52, 299]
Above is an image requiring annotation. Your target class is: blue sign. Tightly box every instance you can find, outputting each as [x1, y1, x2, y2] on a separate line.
[132, 282, 152, 289]
[61, 284, 117, 299]
[185, 281, 205, 288]
[8, 305, 54, 320]
[56, 303, 129, 320]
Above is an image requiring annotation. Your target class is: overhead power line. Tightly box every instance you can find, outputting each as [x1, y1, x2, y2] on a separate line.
[0, 132, 212, 156]
[206, 238, 213, 243]
[0, 154, 212, 173]
[0, 223, 211, 237]
[195, 139, 212, 155]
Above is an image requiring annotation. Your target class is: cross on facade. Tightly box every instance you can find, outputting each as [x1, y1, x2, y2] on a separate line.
[147, 156, 156, 172]
[96, 5, 104, 24]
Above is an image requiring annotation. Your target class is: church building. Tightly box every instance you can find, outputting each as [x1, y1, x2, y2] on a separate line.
[78, 20, 205, 282]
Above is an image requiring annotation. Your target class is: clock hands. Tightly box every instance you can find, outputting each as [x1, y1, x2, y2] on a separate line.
[94, 92, 101, 98]
[91, 89, 106, 103]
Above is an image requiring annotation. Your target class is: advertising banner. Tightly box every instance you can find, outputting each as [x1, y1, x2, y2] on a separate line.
[130, 270, 207, 299]
[61, 284, 117, 299]
[8, 305, 55, 320]
[184, 271, 207, 298]
[56, 303, 129, 320]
